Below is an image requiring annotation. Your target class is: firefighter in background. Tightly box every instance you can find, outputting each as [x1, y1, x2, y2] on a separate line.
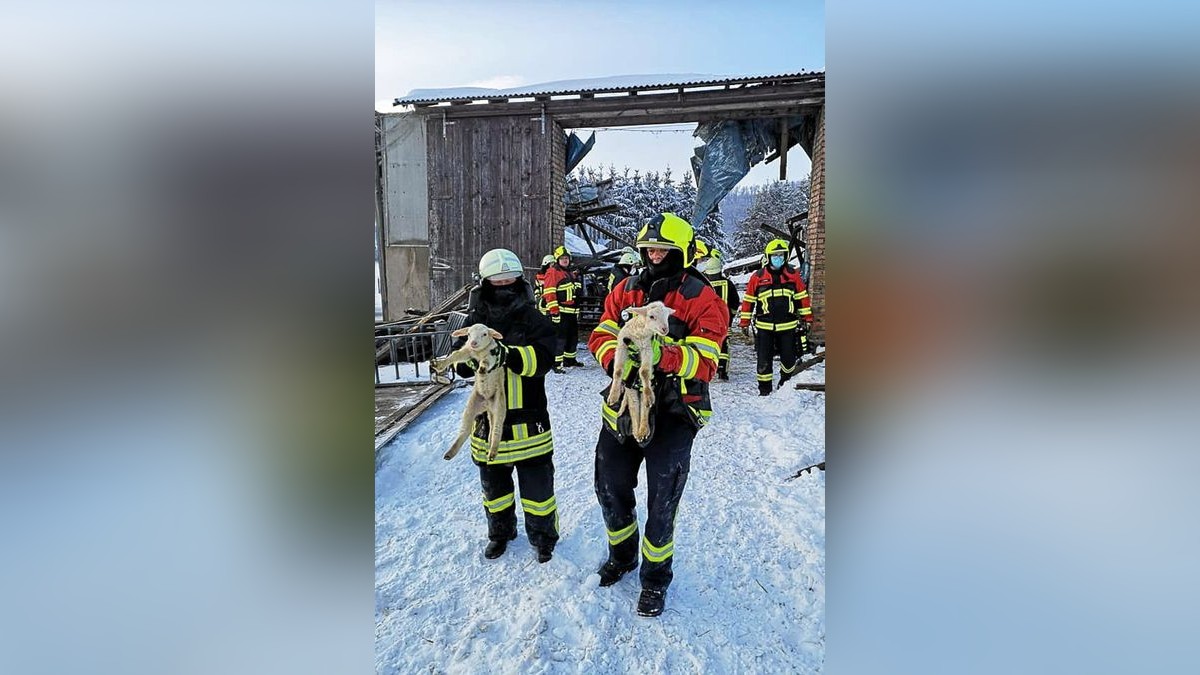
[534, 254, 554, 315]
[542, 245, 583, 371]
[452, 249, 560, 563]
[608, 249, 641, 292]
[700, 248, 740, 380]
[588, 213, 729, 618]
[739, 239, 813, 395]
[691, 238, 710, 270]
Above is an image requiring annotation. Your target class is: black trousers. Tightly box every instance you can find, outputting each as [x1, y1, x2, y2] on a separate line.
[556, 312, 579, 365]
[594, 413, 694, 592]
[718, 337, 730, 373]
[478, 453, 559, 549]
[755, 327, 798, 392]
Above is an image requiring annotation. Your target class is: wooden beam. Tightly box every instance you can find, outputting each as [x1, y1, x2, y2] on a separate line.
[760, 223, 791, 240]
[793, 383, 825, 392]
[780, 118, 789, 181]
[579, 218, 635, 249]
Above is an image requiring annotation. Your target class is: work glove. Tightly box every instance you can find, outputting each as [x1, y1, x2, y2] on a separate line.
[621, 336, 662, 387]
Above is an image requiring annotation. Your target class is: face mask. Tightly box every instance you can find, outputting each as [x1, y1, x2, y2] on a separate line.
[770, 255, 786, 268]
[489, 283, 521, 305]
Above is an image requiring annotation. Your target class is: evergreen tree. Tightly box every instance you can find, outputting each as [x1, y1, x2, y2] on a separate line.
[731, 179, 809, 258]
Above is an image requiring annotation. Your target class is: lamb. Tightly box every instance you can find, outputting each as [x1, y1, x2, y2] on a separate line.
[606, 301, 674, 443]
[430, 324, 508, 461]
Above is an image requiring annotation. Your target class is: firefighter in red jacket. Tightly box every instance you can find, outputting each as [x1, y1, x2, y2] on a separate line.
[587, 213, 729, 618]
[739, 239, 813, 395]
[534, 254, 554, 316]
[700, 248, 740, 380]
[542, 245, 583, 371]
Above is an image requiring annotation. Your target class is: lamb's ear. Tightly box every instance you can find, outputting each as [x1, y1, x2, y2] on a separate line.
[488, 329, 504, 340]
[629, 306, 648, 316]
[451, 328, 469, 337]
[661, 305, 676, 317]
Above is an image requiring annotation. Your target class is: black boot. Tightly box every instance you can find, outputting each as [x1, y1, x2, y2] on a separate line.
[536, 544, 554, 563]
[597, 558, 638, 587]
[636, 588, 666, 617]
[553, 365, 566, 374]
[759, 381, 773, 396]
[717, 365, 728, 380]
[484, 534, 516, 559]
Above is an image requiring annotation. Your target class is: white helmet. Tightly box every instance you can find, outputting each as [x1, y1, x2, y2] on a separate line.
[541, 254, 555, 266]
[618, 251, 640, 266]
[479, 248, 524, 281]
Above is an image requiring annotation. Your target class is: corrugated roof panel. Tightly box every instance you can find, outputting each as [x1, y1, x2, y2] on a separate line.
[394, 70, 824, 106]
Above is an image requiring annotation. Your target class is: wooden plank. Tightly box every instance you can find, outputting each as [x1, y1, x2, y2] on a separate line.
[793, 383, 825, 392]
[795, 351, 826, 374]
[375, 383, 456, 451]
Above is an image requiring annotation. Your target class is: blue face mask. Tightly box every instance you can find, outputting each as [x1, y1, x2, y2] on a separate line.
[770, 255, 786, 268]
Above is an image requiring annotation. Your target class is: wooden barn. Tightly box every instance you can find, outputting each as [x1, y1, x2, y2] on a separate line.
[375, 71, 826, 344]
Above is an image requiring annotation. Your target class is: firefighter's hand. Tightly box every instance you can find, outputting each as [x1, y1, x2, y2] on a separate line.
[741, 325, 750, 338]
[625, 336, 662, 368]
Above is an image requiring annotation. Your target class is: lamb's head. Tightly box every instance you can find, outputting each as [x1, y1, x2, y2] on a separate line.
[451, 323, 504, 351]
[627, 301, 674, 337]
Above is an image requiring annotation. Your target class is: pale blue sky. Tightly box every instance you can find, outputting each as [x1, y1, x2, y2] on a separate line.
[376, 0, 824, 185]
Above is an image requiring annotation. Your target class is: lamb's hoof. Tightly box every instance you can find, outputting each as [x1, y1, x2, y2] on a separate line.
[606, 394, 621, 407]
[443, 449, 457, 460]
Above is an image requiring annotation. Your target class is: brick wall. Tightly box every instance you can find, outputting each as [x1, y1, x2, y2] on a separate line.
[805, 106, 826, 344]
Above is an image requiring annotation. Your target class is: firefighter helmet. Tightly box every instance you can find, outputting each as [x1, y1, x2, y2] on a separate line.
[764, 239, 790, 255]
[636, 213, 694, 259]
[618, 251, 640, 266]
[541, 254, 555, 266]
[479, 248, 524, 281]
[692, 238, 710, 265]
[700, 254, 723, 276]
[552, 245, 570, 260]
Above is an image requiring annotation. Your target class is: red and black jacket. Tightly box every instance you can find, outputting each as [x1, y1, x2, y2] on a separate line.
[588, 270, 729, 433]
[739, 265, 813, 331]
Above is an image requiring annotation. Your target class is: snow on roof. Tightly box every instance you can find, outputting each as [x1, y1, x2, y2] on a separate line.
[564, 228, 606, 256]
[395, 70, 824, 105]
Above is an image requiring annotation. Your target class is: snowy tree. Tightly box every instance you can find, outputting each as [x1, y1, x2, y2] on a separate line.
[731, 179, 810, 258]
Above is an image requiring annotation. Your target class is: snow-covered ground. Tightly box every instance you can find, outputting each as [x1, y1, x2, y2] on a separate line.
[375, 341, 825, 673]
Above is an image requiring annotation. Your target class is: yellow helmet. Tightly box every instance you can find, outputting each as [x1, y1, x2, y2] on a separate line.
[552, 245, 570, 261]
[764, 239, 790, 256]
[692, 238, 710, 265]
[636, 213, 694, 260]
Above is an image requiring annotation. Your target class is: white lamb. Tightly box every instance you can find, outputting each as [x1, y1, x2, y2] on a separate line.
[430, 324, 508, 461]
[606, 301, 674, 443]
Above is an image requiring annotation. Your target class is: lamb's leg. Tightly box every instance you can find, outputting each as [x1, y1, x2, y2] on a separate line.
[485, 395, 506, 461]
[432, 346, 473, 375]
[625, 387, 642, 440]
[635, 360, 655, 442]
[444, 391, 485, 460]
[606, 346, 627, 407]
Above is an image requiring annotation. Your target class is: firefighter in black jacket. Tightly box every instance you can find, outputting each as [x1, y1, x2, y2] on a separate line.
[451, 248, 560, 563]
[700, 248, 740, 380]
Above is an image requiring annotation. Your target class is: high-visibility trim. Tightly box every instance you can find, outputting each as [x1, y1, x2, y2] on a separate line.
[544, 285, 559, 293]
[641, 536, 674, 563]
[511, 423, 528, 441]
[798, 308, 813, 316]
[563, 350, 577, 358]
[546, 300, 560, 310]
[564, 285, 575, 302]
[595, 320, 620, 337]
[684, 336, 721, 364]
[470, 430, 554, 464]
[760, 288, 796, 298]
[601, 400, 620, 431]
[608, 521, 637, 546]
[757, 373, 774, 382]
[594, 340, 616, 363]
[559, 306, 579, 314]
[512, 345, 537, 377]
[505, 370, 524, 409]
[796, 290, 809, 300]
[743, 293, 758, 302]
[483, 492, 515, 513]
[675, 345, 699, 380]
[755, 319, 799, 331]
[781, 362, 798, 374]
[739, 311, 753, 320]
[521, 495, 557, 516]
[718, 352, 730, 362]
